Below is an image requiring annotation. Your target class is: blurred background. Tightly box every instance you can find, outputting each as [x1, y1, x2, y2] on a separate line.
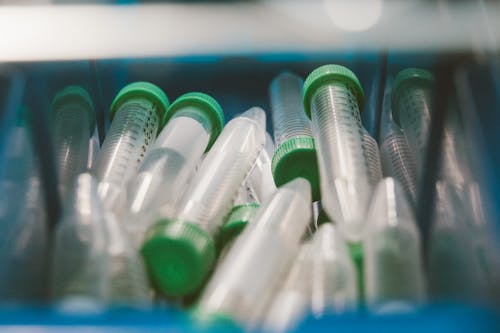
[0, 0, 499, 332]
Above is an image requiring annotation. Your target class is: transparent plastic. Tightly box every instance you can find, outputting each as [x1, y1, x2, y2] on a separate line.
[126, 107, 212, 236]
[247, 132, 276, 204]
[264, 224, 357, 332]
[393, 81, 433, 179]
[94, 98, 160, 208]
[362, 127, 382, 187]
[310, 83, 371, 241]
[270, 72, 312, 146]
[51, 173, 150, 305]
[364, 178, 425, 312]
[0, 123, 48, 301]
[87, 127, 100, 170]
[379, 85, 418, 204]
[52, 100, 93, 197]
[169, 107, 266, 235]
[428, 109, 496, 301]
[197, 178, 312, 328]
[428, 181, 482, 301]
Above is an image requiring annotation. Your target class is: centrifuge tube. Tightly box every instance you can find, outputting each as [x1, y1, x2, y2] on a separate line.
[141, 107, 266, 297]
[270, 72, 320, 201]
[265, 223, 357, 332]
[93, 82, 169, 208]
[303, 64, 371, 241]
[362, 127, 382, 187]
[247, 132, 276, 204]
[364, 178, 425, 313]
[379, 81, 418, 204]
[52, 173, 150, 305]
[51, 86, 95, 197]
[391, 68, 434, 179]
[126, 92, 224, 236]
[196, 178, 312, 328]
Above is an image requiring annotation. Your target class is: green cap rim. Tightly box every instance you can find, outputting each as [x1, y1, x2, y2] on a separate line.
[391, 68, 434, 126]
[109, 82, 169, 126]
[190, 306, 240, 330]
[272, 136, 321, 201]
[163, 92, 225, 151]
[141, 219, 215, 297]
[51, 85, 96, 134]
[218, 203, 260, 251]
[303, 64, 365, 119]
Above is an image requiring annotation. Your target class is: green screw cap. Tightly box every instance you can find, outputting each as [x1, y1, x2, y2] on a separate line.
[303, 64, 365, 119]
[163, 92, 225, 151]
[52, 85, 96, 134]
[141, 219, 215, 297]
[272, 136, 320, 201]
[191, 306, 241, 331]
[391, 68, 434, 126]
[218, 203, 260, 251]
[109, 81, 169, 124]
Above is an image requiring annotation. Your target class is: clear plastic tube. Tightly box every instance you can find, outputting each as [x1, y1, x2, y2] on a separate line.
[362, 127, 382, 187]
[304, 65, 371, 242]
[51, 173, 151, 305]
[428, 181, 481, 301]
[51, 173, 108, 302]
[197, 178, 312, 328]
[379, 80, 418, 204]
[364, 178, 425, 313]
[173, 107, 265, 233]
[247, 132, 276, 204]
[127, 93, 223, 222]
[93, 83, 168, 209]
[391, 69, 434, 180]
[0, 120, 48, 301]
[51, 86, 94, 197]
[270, 72, 320, 201]
[270, 72, 312, 146]
[264, 224, 357, 332]
[128, 113, 211, 216]
[141, 108, 266, 297]
[380, 129, 418, 205]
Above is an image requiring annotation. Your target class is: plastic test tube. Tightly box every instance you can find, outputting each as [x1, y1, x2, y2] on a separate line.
[51, 173, 150, 305]
[364, 178, 425, 313]
[93, 82, 169, 208]
[0, 112, 48, 301]
[247, 132, 277, 204]
[303, 65, 371, 242]
[196, 178, 312, 328]
[126, 93, 224, 235]
[362, 127, 382, 187]
[264, 223, 357, 332]
[379, 82, 418, 204]
[51, 86, 95, 197]
[270, 72, 320, 201]
[391, 68, 434, 180]
[141, 108, 266, 297]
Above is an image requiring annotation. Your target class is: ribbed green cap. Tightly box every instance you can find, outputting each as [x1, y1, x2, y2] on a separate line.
[141, 219, 215, 297]
[52, 85, 95, 134]
[272, 136, 320, 201]
[109, 81, 169, 125]
[391, 68, 434, 126]
[303, 64, 365, 119]
[163, 92, 225, 151]
[217, 203, 260, 251]
[191, 307, 241, 331]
